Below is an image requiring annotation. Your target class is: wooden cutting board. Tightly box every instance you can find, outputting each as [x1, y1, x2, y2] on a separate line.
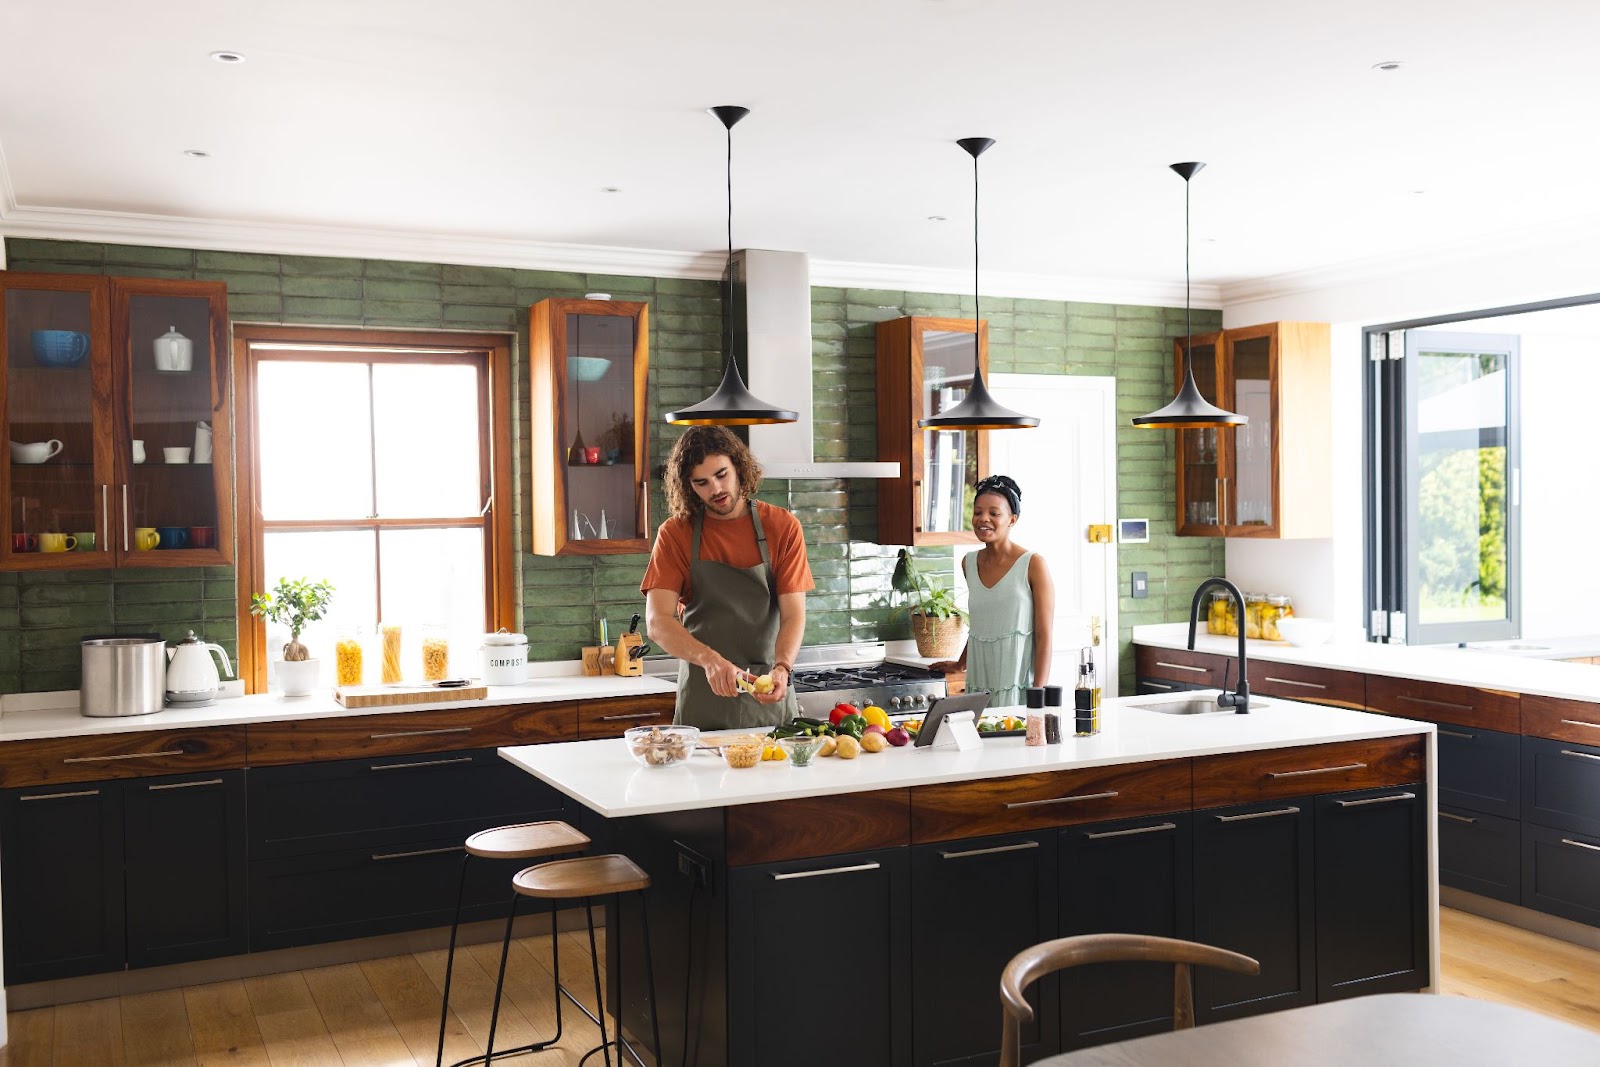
[334, 684, 489, 708]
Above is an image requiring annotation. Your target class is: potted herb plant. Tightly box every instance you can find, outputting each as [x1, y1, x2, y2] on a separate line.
[250, 577, 335, 697]
[892, 548, 967, 658]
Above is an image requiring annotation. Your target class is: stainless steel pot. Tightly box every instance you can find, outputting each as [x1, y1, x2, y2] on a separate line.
[81, 635, 166, 717]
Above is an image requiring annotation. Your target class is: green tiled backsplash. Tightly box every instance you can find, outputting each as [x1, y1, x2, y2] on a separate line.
[1, 239, 1221, 693]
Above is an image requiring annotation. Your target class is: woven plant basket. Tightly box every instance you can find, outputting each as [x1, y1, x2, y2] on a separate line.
[910, 611, 966, 659]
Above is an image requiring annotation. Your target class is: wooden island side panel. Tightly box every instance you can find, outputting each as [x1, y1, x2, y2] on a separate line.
[245, 702, 577, 765]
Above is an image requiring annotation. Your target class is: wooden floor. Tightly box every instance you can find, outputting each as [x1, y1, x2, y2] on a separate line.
[3, 907, 1598, 1064]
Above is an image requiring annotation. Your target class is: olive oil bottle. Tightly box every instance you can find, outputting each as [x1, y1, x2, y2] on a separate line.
[1074, 646, 1101, 736]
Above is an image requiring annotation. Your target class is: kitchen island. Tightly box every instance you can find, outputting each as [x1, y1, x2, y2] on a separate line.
[500, 693, 1437, 1066]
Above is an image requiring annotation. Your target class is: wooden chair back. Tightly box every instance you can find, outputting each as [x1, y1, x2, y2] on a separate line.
[998, 933, 1260, 1067]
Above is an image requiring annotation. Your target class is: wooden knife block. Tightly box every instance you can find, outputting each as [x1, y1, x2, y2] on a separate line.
[614, 633, 644, 676]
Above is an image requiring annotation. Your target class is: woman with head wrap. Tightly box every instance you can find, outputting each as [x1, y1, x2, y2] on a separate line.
[928, 475, 1055, 707]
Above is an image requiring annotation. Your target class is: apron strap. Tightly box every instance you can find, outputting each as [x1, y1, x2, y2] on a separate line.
[691, 511, 704, 560]
[690, 503, 774, 589]
[749, 502, 772, 567]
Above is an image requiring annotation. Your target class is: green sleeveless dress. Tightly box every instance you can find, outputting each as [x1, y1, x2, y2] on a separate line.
[962, 550, 1035, 709]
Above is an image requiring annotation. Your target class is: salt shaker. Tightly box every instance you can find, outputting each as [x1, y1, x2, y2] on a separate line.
[1025, 713, 1046, 747]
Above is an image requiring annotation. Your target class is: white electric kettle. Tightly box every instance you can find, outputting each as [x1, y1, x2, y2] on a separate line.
[165, 630, 233, 707]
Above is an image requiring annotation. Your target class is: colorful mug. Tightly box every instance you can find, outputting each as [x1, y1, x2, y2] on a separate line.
[134, 527, 160, 551]
[73, 531, 96, 552]
[157, 526, 189, 550]
[39, 533, 77, 553]
[187, 526, 217, 549]
[10, 533, 37, 553]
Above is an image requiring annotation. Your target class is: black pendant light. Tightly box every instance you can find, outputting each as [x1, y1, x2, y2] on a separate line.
[919, 138, 1038, 431]
[1132, 162, 1247, 429]
[664, 105, 798, 426]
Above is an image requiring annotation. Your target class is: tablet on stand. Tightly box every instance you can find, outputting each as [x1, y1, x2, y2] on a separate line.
[914, 692, 991, 751]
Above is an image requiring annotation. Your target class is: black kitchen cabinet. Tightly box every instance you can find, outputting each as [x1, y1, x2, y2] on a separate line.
[1192, 798, 1315, 1022]
[1522, 822, 1600, 927]
[1, 769, 247, 984]
[1437, 724, 1520, 818]
[1057, 813, 1193, 1050]
[1438, 805, 1521, 904]
[1313, 786, 1428, 1000]
[728, 848, 913, 1067]
[911, 831, 1058, 1066]
[1522, 735, 1600, 838]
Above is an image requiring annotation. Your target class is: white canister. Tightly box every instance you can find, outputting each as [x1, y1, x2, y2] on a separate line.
[480, 629, 529, 685]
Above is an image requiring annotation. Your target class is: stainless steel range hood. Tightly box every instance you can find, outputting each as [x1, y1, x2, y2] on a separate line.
[732, 249, 899, 479]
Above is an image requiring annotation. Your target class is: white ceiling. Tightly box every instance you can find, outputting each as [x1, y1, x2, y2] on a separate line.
[5, 0, 1600, 305]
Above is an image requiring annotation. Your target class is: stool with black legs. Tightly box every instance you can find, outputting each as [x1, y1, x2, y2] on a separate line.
[435, 820, 590, 1067]
[483, 854, 663, 1067]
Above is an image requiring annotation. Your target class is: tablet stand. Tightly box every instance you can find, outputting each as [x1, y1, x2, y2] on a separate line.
[929, 710, 983, 751]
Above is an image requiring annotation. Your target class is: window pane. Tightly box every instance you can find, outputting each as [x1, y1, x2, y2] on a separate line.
[261, 529, 378, 687]
[378, 526, 486, 661]
[921, 330, 978, 534]
[372, 364, 481, 518]
[258, 362, 374, 519]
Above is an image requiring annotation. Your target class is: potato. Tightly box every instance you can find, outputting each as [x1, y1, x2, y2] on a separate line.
[860, 731, 887, 753]
[834, 735, 861, 760]
[754, 673, 774, 695]
[818, 736, 837, 757]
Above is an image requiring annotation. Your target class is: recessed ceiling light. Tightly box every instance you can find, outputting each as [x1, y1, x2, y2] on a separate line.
[1372, 60, 1403, 71]
[183, 149, 210, 158]
[1411, 189, 1426, 195]
[210, 51, 246, 64]
[600, 186, 622, 193]
[927, 215, 947, 222]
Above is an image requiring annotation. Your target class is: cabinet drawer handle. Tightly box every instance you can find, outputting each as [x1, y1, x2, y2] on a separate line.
[1263, 676, 1329, 691]
[1005, 790, 1118, 810]
[1561, 838, 1600, 854]
[1216, 806, 1301, 823]
[20, 788, 101, 802]
[367, 726, 473, 740]
[1335, 792, 1415, 808]
[1141, 681, 1175, 691]
[1267, 762, 1366, 779]
[1155, 661, 1209, 674]
[1085, 821, 1178, 840]
[771, 862, 881, 881]
[101, 484, 109, 549]
[148, 778, 224, 791]
[1438, 811, 1478, 825]
[1397, 694, 1473, 713]
[1559, 749, 1600, 763]
[63, 749, 185, 764]
[597, 711, 663, 723]
[1437, 729, 1475, 741]
[370, 756, 475, 772]
[939, 841, 1041, 860]
[371, 845, 465, 862]
[1560, 719, 1600, 731]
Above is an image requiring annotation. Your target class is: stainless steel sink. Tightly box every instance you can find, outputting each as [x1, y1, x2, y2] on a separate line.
[1135, 697, 1271, 715]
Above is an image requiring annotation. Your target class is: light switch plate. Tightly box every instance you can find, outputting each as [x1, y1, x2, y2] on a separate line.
[1087, 524, 1113, 543]
[1131, 571, 1148, 599]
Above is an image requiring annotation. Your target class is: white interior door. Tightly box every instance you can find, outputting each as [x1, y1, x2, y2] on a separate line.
[965, 375, 1119, 694]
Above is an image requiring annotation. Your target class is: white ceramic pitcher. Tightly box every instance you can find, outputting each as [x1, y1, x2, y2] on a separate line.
[194, 421, 213, 464]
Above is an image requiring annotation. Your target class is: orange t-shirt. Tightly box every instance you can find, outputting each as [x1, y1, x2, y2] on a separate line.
[640, 500, 814, 605]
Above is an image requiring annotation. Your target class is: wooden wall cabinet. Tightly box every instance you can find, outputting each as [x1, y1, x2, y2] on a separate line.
[876, 316, 989, 546]
[529, 298, 650, 555]
[0, 272, 232, 569]
[1174, 322, 1330, 539]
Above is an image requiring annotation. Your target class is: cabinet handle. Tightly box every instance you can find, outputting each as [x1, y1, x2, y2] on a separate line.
[598, 711, 663, 723]
[1005, 790, 1118, 810]
[1140, 681, 1175, 691]
[1216, 806, 1301, 823]
[1267, 762, 1365, 779]
[1263, 676, 1328, 691]
[1559, 749, 1600, 763]
[1335, 792, 1415, 808]
[1560, 719, 1600, 732]
[1437, 729, 1474, 741]
[100, 484, 109, 549]
[369, 756, 474, 772]
[1085, 821, 1178, 840]
[1397, 694, 1474, 713]
[367, 726, 473, 740]
[20, 788, 101, 802]
[1154, 662, 1208, 674]
[148, 778, 224, 791]
[771, 862, 881, 881]
[939, 840, 1042, 860]
[122, 484, 130, 552]
[371, 845, 465, 862]
[1561, 838, 1600, 854]
[1438, 811, 1477, 825]
[63, 749, 184, 764]
[1219, 477, 1228, 526]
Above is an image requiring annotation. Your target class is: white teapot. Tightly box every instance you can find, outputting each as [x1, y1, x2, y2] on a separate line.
[165, 630, 233, 706]
[153, 326, 193, 372]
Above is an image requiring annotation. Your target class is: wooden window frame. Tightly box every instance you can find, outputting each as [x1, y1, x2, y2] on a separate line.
[232, 325, 516, 693]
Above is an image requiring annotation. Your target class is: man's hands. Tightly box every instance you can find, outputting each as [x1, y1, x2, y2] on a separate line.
[702, 655, 751, 698]
[751, 666, 788, 705]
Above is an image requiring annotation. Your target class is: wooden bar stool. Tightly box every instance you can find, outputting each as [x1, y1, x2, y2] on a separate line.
[435, 820, 590, 1067]
[483, 854, 663, 1067]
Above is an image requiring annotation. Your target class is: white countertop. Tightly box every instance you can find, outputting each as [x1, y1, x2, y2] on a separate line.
[0, 672, 677, 743]
[498, 692, 1432, 818]
[1134, 623, 1600, 705]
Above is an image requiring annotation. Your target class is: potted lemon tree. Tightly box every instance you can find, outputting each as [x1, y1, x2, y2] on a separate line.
[250, 577, 335, 696]
[892, 549, 967, 658]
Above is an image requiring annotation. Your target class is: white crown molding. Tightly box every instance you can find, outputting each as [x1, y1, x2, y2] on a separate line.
[809, 257, 1221, 310]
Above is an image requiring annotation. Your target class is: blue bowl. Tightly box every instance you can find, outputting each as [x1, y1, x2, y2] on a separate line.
[567, 356, 612, 382]
[31, 330, 89, 367]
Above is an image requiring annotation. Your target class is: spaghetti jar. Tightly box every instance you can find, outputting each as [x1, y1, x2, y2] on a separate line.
[335, 627, 364, 686]
[380, 622, 404, 684]
[421, 624, 450, 682]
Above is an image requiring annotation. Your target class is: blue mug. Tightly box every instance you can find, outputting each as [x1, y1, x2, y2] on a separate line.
[31, 330, 89, 367]
[156, 526, 189, 550]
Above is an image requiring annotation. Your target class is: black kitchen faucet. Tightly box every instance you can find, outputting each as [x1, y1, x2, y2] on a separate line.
[1188, 576, 1251, 713]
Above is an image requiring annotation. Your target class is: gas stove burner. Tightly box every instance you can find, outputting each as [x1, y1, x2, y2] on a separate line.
[786, 647, 948, 716]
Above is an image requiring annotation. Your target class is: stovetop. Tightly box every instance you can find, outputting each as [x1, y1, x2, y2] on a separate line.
[789, 663, 943, 692]
[785, 643, 948, 715]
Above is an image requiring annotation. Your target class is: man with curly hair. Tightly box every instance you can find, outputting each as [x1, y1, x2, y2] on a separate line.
[641, 425, 812, 729]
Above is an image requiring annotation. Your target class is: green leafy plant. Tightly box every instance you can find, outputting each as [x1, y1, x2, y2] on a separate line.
[892, 548, 966, 621]
[250, 578, 335, 662]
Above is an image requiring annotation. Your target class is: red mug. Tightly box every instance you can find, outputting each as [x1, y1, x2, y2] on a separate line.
[188, 526, 217, 549]
[10, 533, 37, 552]
[584, 446, 601, 464]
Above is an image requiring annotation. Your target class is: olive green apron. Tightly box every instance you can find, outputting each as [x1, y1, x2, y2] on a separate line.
[674, 504, 798, 731]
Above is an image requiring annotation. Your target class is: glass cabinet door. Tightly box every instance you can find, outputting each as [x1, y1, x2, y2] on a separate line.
[124, 290, 223, 558]
[1227, 330, 1277, 531]
[919, 328, 982, 539]
[1177, 335, 1224, 534]
[2, 279, 111, 565]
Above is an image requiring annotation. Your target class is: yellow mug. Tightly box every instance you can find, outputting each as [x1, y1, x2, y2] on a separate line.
[134, 527, 160, 551]
[39, 533, 77, 553]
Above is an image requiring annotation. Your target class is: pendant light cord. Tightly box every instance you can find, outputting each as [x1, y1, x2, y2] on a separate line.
[723, 120, 736, 374]
[971, 148, 984, 388]
[1183, 170, 1192, 379]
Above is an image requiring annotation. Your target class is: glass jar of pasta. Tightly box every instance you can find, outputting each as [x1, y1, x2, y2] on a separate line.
[380, 622, 404, 684]
[421, 624, 450, 682]
[335, 627, 364, 686]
